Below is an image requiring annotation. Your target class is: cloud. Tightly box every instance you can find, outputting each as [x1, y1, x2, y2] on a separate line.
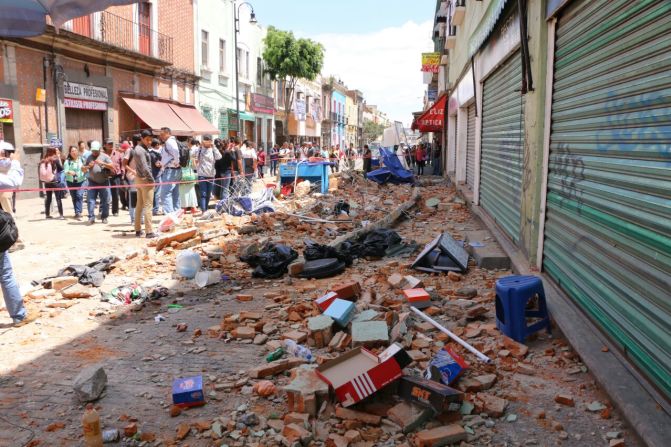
[310, 20, 434, 127]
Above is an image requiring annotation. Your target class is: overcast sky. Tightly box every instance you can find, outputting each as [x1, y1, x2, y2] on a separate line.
[250, 0, 435, 126]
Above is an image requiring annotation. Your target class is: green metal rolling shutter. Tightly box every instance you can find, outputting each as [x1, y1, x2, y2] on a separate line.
[480, 51, 524, 243]
[466, 104, 476, 190]
[543, 0, 671, 397]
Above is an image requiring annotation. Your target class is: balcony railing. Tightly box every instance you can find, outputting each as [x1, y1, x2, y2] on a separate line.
[67, 10, 173, 63]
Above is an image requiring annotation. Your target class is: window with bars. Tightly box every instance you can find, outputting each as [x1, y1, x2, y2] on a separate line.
[202, 105, 212, 123]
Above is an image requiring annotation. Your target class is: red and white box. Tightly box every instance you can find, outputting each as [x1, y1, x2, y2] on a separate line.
[316, 343, 412, 407]
[315, 291, 338, 312]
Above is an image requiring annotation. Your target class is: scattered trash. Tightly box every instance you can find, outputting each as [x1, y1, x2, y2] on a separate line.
[175, 250, 202, 279]
[34, 255, 120, 288]
[172, 376, 205, 408]
[323, 298, 356, 327]
[316, 343, 412, 407]
[299, 258, 347, 279]
[240, 242, 298, 278]
[333, 199, 350, 215]
[154, 314, 166, 323]
[412, 306, 491, 363]
[367, 148, 414, 184]
[253, 380, 277, 397]
[102, 428, 120, 443]
[266, 347, 284, 362]
[303, 239, 353, 266]
[158, 209, 185, 232]
[82, 403, 103, 446]
[194, 270, 222, 288]
[102, 284, 147, 305]
[412, 232, 469, 273]
[426, 347, 469, 386]
[283, 339, 314, 362]
[398, 375, 463, 413]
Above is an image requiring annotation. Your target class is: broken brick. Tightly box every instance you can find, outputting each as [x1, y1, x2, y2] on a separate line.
[475, 393, 508, 417]
[231, 326, 256, 339]
[335, 407, 382, 425]
[283, 423, 312, 445]
[283, 330, 308, 344]
[387, 401, 435, 433]
[175, 422, 190, 440]
[236, 294, 253, 302]
[416, 424, 467, 447]
[554, 394, 575, 407]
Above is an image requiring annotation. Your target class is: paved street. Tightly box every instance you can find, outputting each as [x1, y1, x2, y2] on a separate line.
[0, 178, 641, 446]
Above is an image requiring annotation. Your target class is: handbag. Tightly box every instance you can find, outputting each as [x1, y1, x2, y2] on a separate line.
[181, 160, 197, 183]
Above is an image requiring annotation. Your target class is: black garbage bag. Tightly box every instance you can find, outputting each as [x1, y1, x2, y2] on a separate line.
[55, 255, 120, 287]
[359, 229, 402, 258]
[304, 239, 354, 266]
[240, 242, 298, 278]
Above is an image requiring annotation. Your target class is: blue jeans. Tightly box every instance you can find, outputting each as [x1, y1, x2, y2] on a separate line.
[218, 170, 232, 202]
[159, 169, 181, 214]
[270, 160, 278, 176]
[0, 251, 25, 321]
[67, 181, 84, 215]
[198, 176, 214, 211]
[87, 180, 110, 221]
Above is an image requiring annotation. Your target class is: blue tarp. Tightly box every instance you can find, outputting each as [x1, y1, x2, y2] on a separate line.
[366, 148, 415, 184]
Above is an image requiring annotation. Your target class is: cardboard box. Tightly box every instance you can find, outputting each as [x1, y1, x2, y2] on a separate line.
[316, 343, 412, 407]
[315, 291, 338, 312]
[426, 347, 468, 386]
[172, 376, 205, 408]
[398, 375, 463, 413]
[324, 298, 356, 327]
[331, 281, 361, 301]
[402, 288, 432, 309]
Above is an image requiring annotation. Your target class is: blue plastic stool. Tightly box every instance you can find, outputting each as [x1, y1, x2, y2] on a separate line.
[495, 275, 551, 343]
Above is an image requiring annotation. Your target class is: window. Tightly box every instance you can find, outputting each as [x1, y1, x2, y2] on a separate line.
[219, 39, 226, 72]
[236, 48, 242, 76]
[236, 48, 248, 78]
[306, 96, 311, 115]
[201, 30, 209, 68]
[257, 57, 263, 86]
[245, 51, 250, 79]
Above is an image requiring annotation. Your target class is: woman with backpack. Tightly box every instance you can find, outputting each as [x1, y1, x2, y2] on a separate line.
[39, 147, 65, 219]
[63, 145, 86, 220]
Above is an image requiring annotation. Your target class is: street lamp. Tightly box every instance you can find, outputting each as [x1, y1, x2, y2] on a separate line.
[234, 1, 256, 141]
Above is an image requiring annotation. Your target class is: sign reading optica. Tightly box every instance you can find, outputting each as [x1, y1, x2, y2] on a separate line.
[0, 99, 13, 123]
[63, 81, 109, 111]
[421, 52, 440, 73]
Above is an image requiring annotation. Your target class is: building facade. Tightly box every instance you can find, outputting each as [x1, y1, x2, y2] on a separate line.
[274, 76, 322, 146]
[433, 0, 671, 405]
[330, 82, 347, 148]
[0, 0, 208, 192]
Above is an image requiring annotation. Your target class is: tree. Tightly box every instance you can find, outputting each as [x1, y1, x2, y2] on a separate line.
[263, 26, 324, 138]
[362, 120, 385, 143]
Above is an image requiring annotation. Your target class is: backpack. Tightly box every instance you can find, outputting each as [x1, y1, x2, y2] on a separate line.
[0, 209, 18, 252]
[178, 141, 191, 168]
[39, 161, 55, 183]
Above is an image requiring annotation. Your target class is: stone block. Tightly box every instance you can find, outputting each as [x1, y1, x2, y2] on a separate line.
[416, 424, 467, 447]
[387, 401, 436, 433]
[351, 321, 389, 347]
[283, 330, 308, 344]
[308, 315, 334, 348]
[335, 407, 382, 425]
[464, 230, 511, 270]
[73, 364, 107, 402]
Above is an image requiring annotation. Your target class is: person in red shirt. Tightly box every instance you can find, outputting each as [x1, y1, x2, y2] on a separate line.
[415, 144, 426, 175]
[257, 147, 266, 179]
[104, 138, 128, 216]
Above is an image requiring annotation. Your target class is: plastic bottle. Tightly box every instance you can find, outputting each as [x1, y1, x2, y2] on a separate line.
[82, 404, 103, 447]
[283, 340, 314, 363]
[266, 347, 284, 362]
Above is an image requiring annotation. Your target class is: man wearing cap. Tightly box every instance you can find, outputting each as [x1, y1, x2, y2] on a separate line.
[104, 138, 128, 216]
[82, 140, 114, 225]
[193, 134, 221, 212]
[124, 130, 157, 238]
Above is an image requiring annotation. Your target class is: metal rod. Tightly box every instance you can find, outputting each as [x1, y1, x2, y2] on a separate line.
[410, 306, 492, 364]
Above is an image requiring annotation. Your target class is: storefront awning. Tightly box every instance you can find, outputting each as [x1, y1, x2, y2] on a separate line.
[239, 111, 255, 122]
[411, 93, 447, 133]
[168, 104, 218, 135]
[468, 0, 510, 58]
[122, 97, 191, 135]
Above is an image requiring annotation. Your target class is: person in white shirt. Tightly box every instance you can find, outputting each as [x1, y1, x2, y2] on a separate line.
[194, 135, 222, 211]
[240, 140, 257, 195]
[158, 127, 182, 213]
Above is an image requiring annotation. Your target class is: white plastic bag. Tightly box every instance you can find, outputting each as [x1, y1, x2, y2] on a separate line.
[159, 209, 185, 232]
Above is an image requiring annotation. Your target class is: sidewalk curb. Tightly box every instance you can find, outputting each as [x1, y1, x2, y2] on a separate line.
[467, 200, 671, 447]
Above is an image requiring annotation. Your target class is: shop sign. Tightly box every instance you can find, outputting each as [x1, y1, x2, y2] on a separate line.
[0, 99, 13, 123]
[250, 93, 274, 115]
[421, 52, 440, 73]
[295, 99, 306, 121]
[36, 88, 46, 103]
[428, 88, 438, 102]
[63, 81, 109, 111]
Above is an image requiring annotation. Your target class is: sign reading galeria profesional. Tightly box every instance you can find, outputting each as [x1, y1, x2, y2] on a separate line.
[421, 53, 440, 73]
[249, 93, 274, 115]
[0, 98, 13, 123]
[63, 81, 109, 111]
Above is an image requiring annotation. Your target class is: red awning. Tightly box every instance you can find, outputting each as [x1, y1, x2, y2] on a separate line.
[122, 97, 192, 135]
[414, 94, 447, 133]
[168, 104, 219, 135]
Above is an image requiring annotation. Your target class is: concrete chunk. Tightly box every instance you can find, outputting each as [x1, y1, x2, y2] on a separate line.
[73, 364, 107, 402]
[351, 321, 389, 347]
[464, 230, 510, 270]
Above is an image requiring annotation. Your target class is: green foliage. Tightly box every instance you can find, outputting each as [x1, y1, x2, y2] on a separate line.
[363, 120, 385, 142]
[263, 26, 324, 82]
